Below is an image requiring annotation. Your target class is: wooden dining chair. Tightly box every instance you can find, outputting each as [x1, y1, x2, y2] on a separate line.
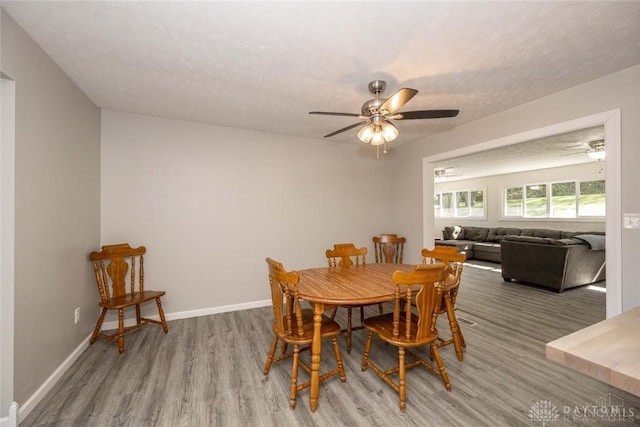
[263, 258, 346, 409]
[422, 246, 467, 361]
[89, 243, 168, 354]
[361, 263, 451, 412]
[373, 233, 406, 264]
[325, 243, 370, 353]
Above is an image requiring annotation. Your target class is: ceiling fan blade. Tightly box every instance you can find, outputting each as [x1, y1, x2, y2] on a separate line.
[309, 111, 362, 117]
[324, 120, 369, 138]
[378, 88, 418, 115]
[393, 109, 460, 120]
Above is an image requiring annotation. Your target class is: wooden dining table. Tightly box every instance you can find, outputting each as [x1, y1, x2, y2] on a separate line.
[296, 262, 415, 412]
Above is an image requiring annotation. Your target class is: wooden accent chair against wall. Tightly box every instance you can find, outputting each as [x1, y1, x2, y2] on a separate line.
[263, 258, 346, 409]
[325, 243, 369, 353]
[373, 233, 406, 264]
[422, 246, 467, 361]
[89, 243, 168, 354]
[361, 263, 451, 412]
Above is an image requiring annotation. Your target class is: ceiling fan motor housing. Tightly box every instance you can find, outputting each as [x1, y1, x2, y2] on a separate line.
[368, 80, 386, 95]
[362, 98, 384, 116]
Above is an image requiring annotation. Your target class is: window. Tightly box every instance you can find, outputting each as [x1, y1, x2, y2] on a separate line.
[504, 187, 523, 216]
[435, 189, 485, 218]
[456, 191, 469, 216]
[470, 190, 484, 216]
[525, 184, 547, 217]
[551, 182, 576, 218]
[579, 180, 606, 216]
[441, 192, 454, 217]
[503, 180, 604, 219]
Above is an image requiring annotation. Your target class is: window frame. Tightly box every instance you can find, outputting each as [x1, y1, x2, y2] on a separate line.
[501, 179, 605, 220]
[434, 187, 487, 220]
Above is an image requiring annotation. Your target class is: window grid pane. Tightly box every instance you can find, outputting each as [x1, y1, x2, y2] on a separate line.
[579, 180, 606, 216]
[505, 187, 523, 216]
[525, 184, 547, 217]
[551, 182, 576, 218]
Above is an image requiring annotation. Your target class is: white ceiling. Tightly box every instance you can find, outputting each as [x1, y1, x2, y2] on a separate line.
[3, 1, 640, 165]
[433, 125, 606, 181]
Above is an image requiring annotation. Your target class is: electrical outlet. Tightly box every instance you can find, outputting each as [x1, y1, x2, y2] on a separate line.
[74, 307, 80, 324]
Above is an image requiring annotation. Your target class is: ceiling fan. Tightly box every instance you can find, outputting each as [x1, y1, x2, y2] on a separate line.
[562, 139, 606, 160]
[434, 167, 460, 182]
[309, 80, 459, 156]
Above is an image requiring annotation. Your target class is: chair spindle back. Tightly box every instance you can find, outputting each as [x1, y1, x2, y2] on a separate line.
[266, 257, 305, 339]
[90, 244, 146, 302]
[373, 234, 406, 263]
[391, 263, 446, 341]
[326, 243, 367, 267]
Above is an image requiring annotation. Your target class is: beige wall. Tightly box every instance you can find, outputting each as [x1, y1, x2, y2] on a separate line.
[100, 110, 395, 315]
[390, 64, 640, 311]
[3, 3, 639, 419]
[433, 162, 606, 234]
[1, 10, 101, 407]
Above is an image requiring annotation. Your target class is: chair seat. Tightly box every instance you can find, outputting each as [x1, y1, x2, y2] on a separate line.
[277, 309, 342, 343]
[100, 290, 166, 309]
[363, 313, 438, 347]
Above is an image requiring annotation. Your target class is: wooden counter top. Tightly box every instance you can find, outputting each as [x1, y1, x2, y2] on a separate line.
[546, 306, 640, 397]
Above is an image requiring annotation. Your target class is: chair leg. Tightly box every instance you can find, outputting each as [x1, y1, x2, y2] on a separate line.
[264, 336, 279, 375]
[289, 345, 300, 409]
[117, 308, 125, 354]
[377, 302, 384, 315]
[331, 336, 347, 382]
[430, 344, 452, 392]
[135, 303, 141, 325]
[346, 307, 353, 353]
[361, 331, 374, 371]
[156, 298, 168, 333]
[398, 347, 407, 412]
[90, 308, 107, 344]
[444, 294, 464, 361]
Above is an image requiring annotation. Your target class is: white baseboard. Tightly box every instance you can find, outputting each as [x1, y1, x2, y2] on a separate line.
[18, 333, 91, 424]
[0, 402, 18, 427]
[17, 299, 271, 422]
[102, 299, 271, 330]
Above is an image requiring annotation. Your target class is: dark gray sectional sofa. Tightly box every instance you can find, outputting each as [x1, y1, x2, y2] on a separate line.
[436, 226, 606, 292]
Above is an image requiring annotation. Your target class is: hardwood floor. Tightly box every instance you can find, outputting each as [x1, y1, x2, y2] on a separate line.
[22, 262, 640, 426]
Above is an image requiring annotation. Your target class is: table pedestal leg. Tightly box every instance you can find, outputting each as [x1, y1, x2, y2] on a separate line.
[310, 302, 324, 412]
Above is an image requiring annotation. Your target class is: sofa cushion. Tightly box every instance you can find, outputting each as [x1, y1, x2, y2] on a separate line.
[487, 227, 521, 242]
[503, 235, 583, 246]
[473, 242, 501, 254]
[444, 225, 465, 240]
[462, 226, 489, 241]
[520, 228, 563, 239]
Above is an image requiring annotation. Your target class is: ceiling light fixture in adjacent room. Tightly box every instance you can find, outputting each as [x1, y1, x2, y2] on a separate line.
[586, 140, 606, 160]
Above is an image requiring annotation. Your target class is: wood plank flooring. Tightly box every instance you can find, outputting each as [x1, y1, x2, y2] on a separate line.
[22, 262, 640, 426]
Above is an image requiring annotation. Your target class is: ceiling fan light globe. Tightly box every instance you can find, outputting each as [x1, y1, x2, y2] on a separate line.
[587, 150, 606, 160]
[357, 125, 374, 143]
[381, 122, 399, 142]
[371, 130, 385, 146]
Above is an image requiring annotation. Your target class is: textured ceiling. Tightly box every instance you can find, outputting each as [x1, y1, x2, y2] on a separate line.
[3, 1, 639, 162]
[433, 125, 605, 181]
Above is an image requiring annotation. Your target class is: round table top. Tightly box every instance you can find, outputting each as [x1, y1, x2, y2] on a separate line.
[296, 263, 417, 305]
